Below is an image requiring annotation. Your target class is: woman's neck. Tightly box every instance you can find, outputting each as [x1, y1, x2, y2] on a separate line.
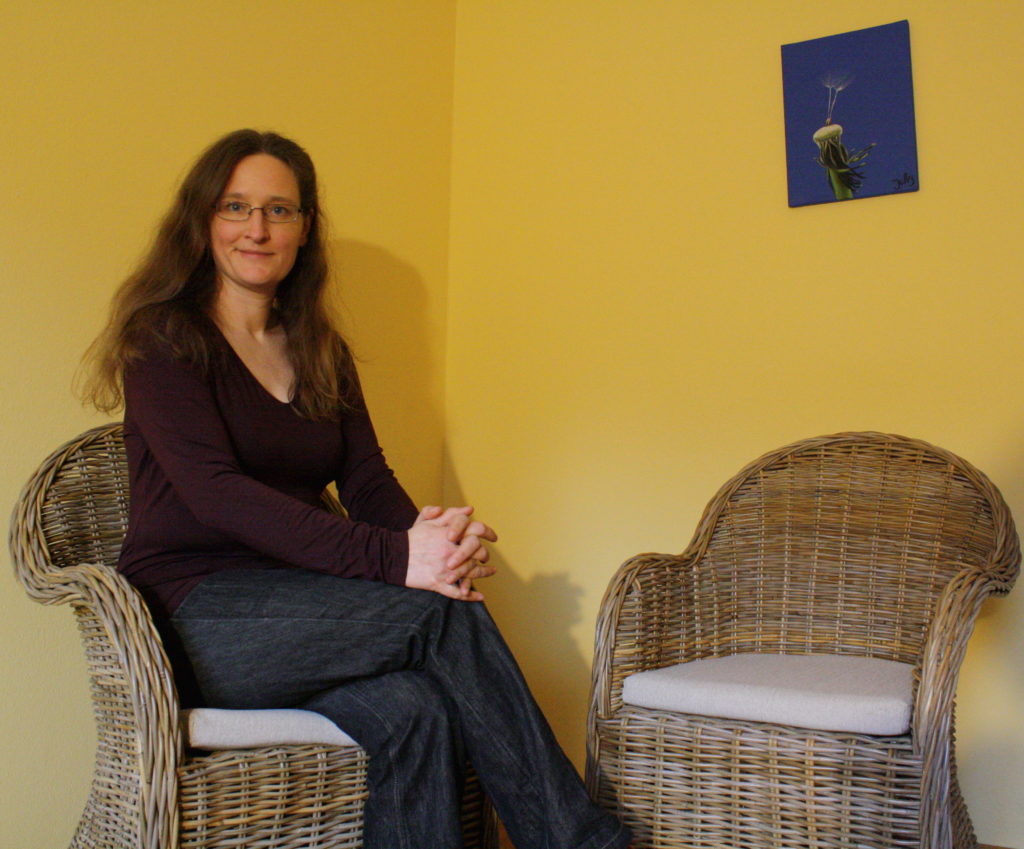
[210, 282, 278, 339]
[209, 281, 295, 403]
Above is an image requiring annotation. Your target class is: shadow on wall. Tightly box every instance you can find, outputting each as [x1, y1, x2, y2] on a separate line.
[969, 424, 1024, 714]
[972, 426, 1024, 646]
[330, 238, 441, 499]
[958, 737, 1024, 846]
[336, 236, 596, 764]
[445, 461, 595, 767]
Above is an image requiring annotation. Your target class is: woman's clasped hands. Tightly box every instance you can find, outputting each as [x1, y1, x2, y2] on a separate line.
[406, 505, 498, 601]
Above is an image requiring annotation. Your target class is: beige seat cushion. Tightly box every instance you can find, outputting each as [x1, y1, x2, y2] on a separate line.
[621, 653, 913, 736]
[183, 708, 359, 750]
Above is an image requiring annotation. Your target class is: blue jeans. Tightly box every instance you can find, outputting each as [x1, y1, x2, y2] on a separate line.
[170, 569, 630, 849]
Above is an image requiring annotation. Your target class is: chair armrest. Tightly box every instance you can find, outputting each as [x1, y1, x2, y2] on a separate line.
[589, 551, 701, 721]
[914, 559, 1017, 748]
[50, 561, 182, 849]
[586, 550, 703, 795]
[912, 563, 1012, 849]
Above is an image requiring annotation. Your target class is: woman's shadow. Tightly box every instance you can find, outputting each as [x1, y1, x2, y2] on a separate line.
[445, 463, 594, 767]
[334, 236, 595, 766]
[331, 237, 442, 495]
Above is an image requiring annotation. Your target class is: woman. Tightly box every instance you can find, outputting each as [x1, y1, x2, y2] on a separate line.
[82, 129, 631, 849]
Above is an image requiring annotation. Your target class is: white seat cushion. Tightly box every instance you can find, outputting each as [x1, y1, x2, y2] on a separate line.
[182, 708, 359, 750]
[621, 653, 913, 736]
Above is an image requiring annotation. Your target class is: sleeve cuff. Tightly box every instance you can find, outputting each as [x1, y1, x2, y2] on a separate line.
[381, 528, 410, 586]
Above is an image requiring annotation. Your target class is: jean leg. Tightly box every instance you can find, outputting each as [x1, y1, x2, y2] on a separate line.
[171, 573, 466, 849]
[170, 569, 630, 849]
[415, 597, 631, 849]
[169, 569, 450, 708]
[300, 671, 465, 849]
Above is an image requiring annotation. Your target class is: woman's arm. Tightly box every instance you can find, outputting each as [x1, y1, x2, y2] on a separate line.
[334, 376, 499, 599]
[124, 350, 410, 585]
[332, 376, 418, 531]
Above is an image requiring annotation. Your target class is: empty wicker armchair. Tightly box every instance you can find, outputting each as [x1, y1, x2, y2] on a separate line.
[10, 423, 497, 849]
[586, 432, 1019, 849]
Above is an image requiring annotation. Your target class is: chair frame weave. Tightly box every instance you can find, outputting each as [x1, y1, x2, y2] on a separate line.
[586, 432, 1019, 849]
[10, 422, 498, 849]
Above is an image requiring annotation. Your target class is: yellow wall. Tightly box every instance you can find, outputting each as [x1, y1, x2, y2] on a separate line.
[446, 1, 1024, 846]
[4, 1, 1023, 847]
[1, 3, 454, 846]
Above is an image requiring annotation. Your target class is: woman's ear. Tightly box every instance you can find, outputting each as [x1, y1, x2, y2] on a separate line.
[300, 209, 313, 246]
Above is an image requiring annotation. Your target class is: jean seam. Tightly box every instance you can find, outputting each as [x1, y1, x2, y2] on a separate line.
[590, 821, 628, 849]
[172, 616, 424, 627]
[427, 650, 527, 781]
[425, 640, 549, 843]
[332, 684, 414, 849]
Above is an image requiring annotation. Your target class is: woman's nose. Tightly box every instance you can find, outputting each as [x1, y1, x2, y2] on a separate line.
[245, 208, 270, 241]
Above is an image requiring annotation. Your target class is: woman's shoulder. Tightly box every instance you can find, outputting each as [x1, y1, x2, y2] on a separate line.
[127, 305, 223, 361]
[123, 311, 228, 388]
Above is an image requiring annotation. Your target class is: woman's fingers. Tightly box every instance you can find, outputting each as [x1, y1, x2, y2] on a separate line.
[467, 560, 496, 580]
[414, 505, 444, 524]
[442, 520, 497, 569]
[410, 504, 497, 602]
[444, 511, 472, 541]
[442, 510, 497, 543]
[446, 534, 487, 569]
[407, 520, 491, 602]
[428, 506, 498, 544]
[445, 555, 496, 583]
[464, 519, 498, 542]
[457, 577, 485, 601]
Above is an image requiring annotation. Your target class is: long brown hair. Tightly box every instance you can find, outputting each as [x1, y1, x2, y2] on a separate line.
[80, 129, 355, 420]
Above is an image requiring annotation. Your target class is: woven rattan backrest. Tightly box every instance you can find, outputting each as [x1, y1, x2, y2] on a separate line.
[685, 432, 1017, 663]
[11, 423, 130, 600]
[42, 426, 129, 567]
[12, 423, 345, 602]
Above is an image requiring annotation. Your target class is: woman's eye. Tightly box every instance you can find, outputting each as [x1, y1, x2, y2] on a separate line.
[268, 204, 296, 220]
[226, 201, 247, 213]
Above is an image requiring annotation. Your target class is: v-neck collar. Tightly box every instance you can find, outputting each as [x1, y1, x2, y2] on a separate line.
[211, 322, 295, 407]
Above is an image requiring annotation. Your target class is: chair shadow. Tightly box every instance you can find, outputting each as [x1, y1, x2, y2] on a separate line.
[971, 437, 1024, 685]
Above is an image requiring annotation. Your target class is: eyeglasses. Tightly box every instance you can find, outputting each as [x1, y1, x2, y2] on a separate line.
[214, 199, 304, 223]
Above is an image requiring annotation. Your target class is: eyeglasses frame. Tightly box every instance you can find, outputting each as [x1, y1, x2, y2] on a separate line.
[213, 199, 306, 224]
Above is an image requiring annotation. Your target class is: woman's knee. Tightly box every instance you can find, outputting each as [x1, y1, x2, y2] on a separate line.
[306, 670, 456, 754]
[380, 672, 454, 735]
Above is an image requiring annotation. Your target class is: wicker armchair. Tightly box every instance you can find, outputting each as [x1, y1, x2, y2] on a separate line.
[10, 423, 498, 849]
[586, 432, 1019, 849]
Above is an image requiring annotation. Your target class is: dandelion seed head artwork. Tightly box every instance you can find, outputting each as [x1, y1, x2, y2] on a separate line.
[781, 20, 918, 207]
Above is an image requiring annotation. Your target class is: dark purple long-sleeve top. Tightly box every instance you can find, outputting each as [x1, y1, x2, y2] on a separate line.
[117, 335, 418, 622]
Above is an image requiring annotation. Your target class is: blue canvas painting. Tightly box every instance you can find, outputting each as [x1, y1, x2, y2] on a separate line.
[781, 20, 918, 207]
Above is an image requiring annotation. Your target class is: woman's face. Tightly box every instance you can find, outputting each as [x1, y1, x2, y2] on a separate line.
[209, 153, 310, 296]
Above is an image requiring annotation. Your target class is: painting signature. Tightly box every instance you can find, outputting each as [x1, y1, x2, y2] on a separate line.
[892, 172, 916, 191]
